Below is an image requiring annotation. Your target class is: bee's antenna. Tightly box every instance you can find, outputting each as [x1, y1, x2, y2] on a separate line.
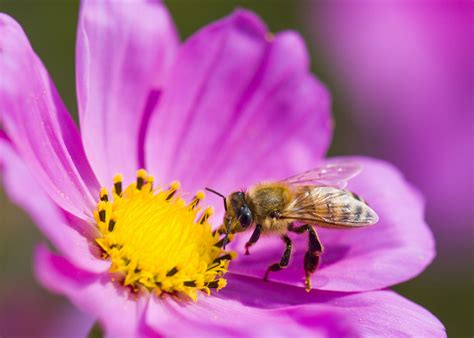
[205, 187, 225, 199]
[206, 187, 231, 248]
[205, 187, 227, 211]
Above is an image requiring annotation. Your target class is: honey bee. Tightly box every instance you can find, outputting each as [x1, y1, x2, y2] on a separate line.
[206, 161, 378, 291]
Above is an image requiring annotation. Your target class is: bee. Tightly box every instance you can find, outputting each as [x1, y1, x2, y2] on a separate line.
[206, 161, 378, 291]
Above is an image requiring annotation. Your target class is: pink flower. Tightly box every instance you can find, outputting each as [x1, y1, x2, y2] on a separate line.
[308, 1, 472, 249]
[0, 1, 444, 336]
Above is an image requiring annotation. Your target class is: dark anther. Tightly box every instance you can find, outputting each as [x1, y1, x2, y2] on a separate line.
[166, 266, 178, 277]
[136, 177, 144, 190]
[183, 280, 197, 287]
[206, 264, 219, 271]
[166, 190, 177, 201]
[100, 194, 108, 202]
[206, 280, 220, 289]
[114, 182, 122, 196]
[108, 219, 116, 232]
[134, 267, 141, 273]
[190, 197, 199, 210]
[99, 210, 106, 222]
[213, 254, 232, 264]
[122, 257, 131, 265]
[200, 213, 210, 224]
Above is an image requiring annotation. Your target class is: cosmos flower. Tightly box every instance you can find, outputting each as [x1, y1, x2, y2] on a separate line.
[0, 1, 445, 336]
[308, 1, 472, 249]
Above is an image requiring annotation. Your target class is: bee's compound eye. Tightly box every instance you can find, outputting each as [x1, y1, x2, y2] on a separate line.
[239, 208, 252, 228]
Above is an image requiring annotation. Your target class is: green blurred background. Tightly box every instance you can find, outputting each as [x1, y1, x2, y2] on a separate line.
[0, 0, 472, 337]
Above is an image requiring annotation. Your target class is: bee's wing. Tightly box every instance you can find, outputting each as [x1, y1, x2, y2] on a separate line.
[281, 186, 378, 228]
[281, 161, 362, 189]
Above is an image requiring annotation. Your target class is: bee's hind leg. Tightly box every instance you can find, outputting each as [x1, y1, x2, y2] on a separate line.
[303, 225, 324, 292]
[288, 223, 324, 291]
[263, 235, 292, 281]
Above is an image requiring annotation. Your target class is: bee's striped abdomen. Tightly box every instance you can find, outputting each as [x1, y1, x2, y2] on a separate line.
[287, 186, 378, 228]
[345, 190, 364, 203]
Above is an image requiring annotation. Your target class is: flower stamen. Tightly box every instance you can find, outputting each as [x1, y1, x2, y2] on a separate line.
[94, 169, 235, 301]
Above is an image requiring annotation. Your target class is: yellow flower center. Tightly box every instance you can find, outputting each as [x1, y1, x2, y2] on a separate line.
[93, 169, 234, 301]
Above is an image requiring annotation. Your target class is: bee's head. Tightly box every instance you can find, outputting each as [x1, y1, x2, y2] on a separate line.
[224, 191, 253, 234]
[205, 188, 253, 249]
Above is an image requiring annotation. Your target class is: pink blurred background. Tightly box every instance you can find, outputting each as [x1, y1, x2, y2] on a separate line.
[310, 1, 472, 250]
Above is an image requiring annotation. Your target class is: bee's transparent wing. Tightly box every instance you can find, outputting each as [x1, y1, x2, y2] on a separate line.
[281, 161, 362, 189]
[281, 186, 378, 228]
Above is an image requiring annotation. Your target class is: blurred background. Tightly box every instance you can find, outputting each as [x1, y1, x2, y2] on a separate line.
[0, 0, 472, 336]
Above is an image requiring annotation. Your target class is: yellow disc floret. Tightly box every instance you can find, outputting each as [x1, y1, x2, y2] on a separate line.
[94, 169, 235, 301]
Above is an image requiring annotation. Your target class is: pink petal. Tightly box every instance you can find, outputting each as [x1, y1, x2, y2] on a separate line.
[77, 0, 179, 185]
[0, 136, 109, 274]
[229, 156, 435, 291]
[221, 274, 445, 337]
[145, 290, 350, 337]
[323, 290, 446, 338]
[36, 245, 344, 337]
[34, 245, 148, 337]
[34, 246, 444, 337]
[146, 9, 331, 194]
[0, 14, 99, 218]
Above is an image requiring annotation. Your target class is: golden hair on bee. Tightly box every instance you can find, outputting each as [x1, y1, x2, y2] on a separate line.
[212, 161, 379, 291]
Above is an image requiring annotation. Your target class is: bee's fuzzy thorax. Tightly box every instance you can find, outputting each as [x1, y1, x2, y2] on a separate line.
[246, 182, 293, 233]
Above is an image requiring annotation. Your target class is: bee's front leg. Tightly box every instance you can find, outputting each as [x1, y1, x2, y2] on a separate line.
[244, 224, 262, 255]
[264, 235, 292, 281]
